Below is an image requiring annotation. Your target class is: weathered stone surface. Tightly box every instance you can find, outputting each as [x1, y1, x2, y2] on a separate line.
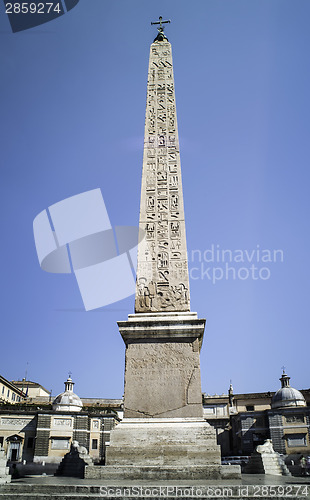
[106, 419, 220, 467]
[85, 418, 241, 480]
[119, 312, 205, 344]
[118, 313, 205, 419]
[124, 342, 201, 418]
[85, 464, 224, 480]
[135, 39, 190, 313]
[85, 418, 239, 480]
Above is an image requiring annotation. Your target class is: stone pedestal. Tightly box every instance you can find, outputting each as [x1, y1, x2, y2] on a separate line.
[118, 312, 205, 419]
[0, 448, 11, 485]
[106, 418, 220, 466]
[85, 313, 241, 480]
[85, 418, 240, 479]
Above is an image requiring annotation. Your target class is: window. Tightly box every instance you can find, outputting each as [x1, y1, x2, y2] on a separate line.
[255, 416, 265, 427]
[1, 386, 4, 395]
[7, 390, 10, 398]
[17, 396, 20, 402]
[246, 405, 255, 411]
[287, 434, 307, 448]
[12, 393, 15, 401]
[27, 437, 34, 448]
[203, 407, 216, 415]
[0, 437, 3, 446]
[92, 439, 98, 450]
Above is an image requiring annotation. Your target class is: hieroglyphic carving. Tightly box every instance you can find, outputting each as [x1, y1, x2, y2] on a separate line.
[145, 222, 155, 240]
[170, 222, 180, 239]
[135, 40, 190, 313]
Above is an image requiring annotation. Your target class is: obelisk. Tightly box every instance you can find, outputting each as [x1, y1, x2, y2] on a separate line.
[135, 20, 190, 316]
[86, 18, 240, 480]
[119, 19, 205, 421]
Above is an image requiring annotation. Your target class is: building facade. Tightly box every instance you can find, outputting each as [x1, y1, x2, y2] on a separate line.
[0, 372, 309, 464]
[0, 409, 118, 464]
[0, 376, 26, 406]
[0, 377, 119, 464]
[11, 379, 51, 400]
[203, 373, 310, 458]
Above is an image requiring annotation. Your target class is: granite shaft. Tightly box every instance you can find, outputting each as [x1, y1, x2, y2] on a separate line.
[135, 40, 190, 313]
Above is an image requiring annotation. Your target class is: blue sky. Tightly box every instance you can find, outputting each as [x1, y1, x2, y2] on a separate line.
[0, 0, 309, 399]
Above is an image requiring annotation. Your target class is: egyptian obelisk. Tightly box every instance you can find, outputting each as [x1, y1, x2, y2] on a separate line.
[134, 20, 190, 316]
[86, 18, 240, 480]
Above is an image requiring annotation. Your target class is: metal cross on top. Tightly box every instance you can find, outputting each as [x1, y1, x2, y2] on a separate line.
[151, 16, 171, 31]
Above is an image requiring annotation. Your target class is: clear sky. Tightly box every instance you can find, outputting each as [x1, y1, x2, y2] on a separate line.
[0, 0, 309, 400]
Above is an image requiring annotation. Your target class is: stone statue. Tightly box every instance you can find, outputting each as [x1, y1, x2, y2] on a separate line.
[71, 440, 87, 455]
[256, 439, 274, 454]
[70, 440, 92, 465]
[244, 439, 290, 475]
[56, 440, 93, 478]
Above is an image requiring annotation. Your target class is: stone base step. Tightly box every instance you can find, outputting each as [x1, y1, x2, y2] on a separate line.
[85, 464, 241, 480]
[244, 453, 284, 476]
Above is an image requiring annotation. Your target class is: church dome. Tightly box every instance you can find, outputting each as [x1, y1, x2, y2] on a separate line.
[52, 376, 83, 412]
[271, 371, 306, 410]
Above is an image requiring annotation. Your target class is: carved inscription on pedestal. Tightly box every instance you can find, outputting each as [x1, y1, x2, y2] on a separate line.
[135, 40, 190, 313]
